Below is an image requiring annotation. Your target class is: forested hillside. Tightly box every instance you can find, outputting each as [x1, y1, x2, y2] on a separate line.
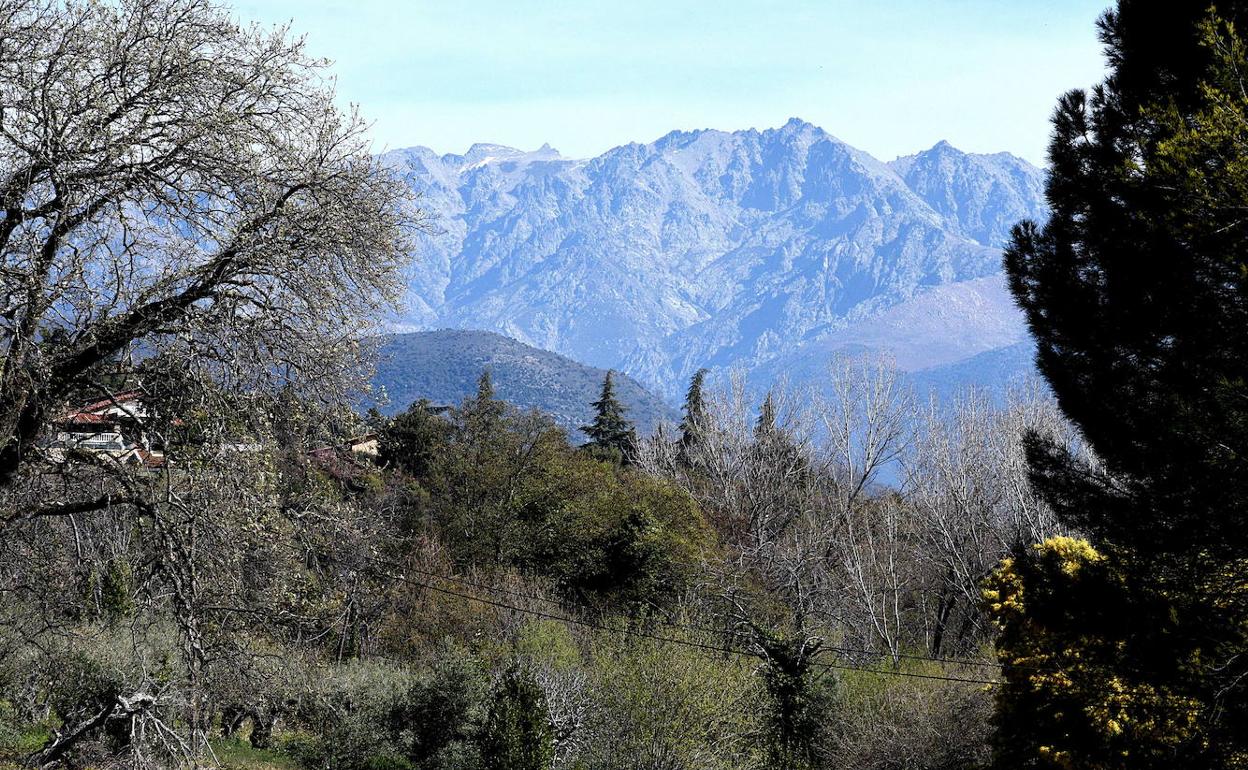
[370, 330, 676, 436]
[2, 355, 1073, 770]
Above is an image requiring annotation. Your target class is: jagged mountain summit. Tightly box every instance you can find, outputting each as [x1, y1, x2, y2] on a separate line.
[385, 119, 1046, 398]
[888, 141, 1046, 248]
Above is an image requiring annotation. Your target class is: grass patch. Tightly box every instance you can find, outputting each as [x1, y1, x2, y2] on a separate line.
[210, 738, 302, 770]
[0, 703, 50, 767]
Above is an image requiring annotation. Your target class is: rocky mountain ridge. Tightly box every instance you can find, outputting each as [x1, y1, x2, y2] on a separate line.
[385, 119, 1047, 398]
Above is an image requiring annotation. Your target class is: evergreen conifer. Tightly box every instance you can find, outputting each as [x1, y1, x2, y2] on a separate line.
[992, 5, 1248, 766]
[462, 369, 506, 437]
[677, 368, 709, 460]
[754, 391, 778, 440]
[477, 665, 555, 770]
[581, 371, 636, 463]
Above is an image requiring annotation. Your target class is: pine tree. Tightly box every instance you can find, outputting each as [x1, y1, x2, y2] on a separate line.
[992, 4, 1248, 767]
[461, 369, 506, 437]
[474, 368, 497, 403]
[753, 391, 805, 470]
[755, 391, 778, 440]
[1006, 3, 1248, 560]
[580, 371, 636, 463]
[677, 368, 709, 459]
[379, 398, 451, 479]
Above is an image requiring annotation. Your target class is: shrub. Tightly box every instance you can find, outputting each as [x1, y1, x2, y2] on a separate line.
[292, 646, 489, 770]
[477, 666, 554, 770]
[582, 635, 760, 770]
[827, 661, 992, 770]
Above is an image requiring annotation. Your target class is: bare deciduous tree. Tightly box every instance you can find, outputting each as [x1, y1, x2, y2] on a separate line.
[0, 0, 419, 494]
[903, 382, 1071, 655]
[0, 2, 423, 764]
[816, 356, 914, 661]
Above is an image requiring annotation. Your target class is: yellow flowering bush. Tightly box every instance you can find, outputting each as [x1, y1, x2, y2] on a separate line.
[983, 538, 1212, 769]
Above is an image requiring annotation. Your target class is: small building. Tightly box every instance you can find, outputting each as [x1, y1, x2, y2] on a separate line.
[50, 390, 166, 467]
[345, 433, 380, 457]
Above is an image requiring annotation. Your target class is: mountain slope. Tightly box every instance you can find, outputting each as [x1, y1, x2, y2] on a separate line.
[908, 341, 1040, 404]
[385, 120, 1047, 398]
[889, 141, 1047, 248]
[747, 273, 1029, 389]
[371, 330, 677, 437]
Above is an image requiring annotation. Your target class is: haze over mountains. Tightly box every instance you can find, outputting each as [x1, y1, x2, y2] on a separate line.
[372, 330, 677, 436]
[385, 118, 1046, 400]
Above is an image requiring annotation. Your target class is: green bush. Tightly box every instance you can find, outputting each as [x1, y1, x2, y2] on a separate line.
[292, 647, 488, 770]
[0, 701, 50, 764]
[827, 660, 992, 770]
[582, 635, 761, 770]
[211, 737, 304, 770]
[477, 666, 553, 770]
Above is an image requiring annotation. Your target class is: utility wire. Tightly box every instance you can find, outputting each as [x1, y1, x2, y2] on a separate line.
[377, 565, 1007, 687]
[811, 658, 999, 686]
[307, 544, 1215, 709]
[380, 561, 1220, 711]
[367, 553, 1020, 673]
[383, 568, 758, 658]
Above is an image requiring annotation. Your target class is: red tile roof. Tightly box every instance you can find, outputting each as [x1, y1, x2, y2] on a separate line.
[133, 449, 167, 468]
[75, 390, 145, 415]
[61, 412, 113, 425]
[58, 390, 146, 425]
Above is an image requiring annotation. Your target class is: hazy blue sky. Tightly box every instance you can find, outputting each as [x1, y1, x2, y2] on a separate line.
[234, 1, 1110, 165]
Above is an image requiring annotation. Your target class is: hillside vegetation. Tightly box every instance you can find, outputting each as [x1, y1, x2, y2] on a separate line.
[371, 330, 677, 436]
[2, 1, 1247, 769]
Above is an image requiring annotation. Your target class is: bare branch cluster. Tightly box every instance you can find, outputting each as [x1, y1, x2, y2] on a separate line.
[0, 0, 422, 489]
[638, 359, 1076, 664]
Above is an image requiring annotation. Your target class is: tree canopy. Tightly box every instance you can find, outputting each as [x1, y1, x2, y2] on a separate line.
[580, 370, 636, 463]
[1004, 2, 1248, 558]
[0, 0, 417, 491]
[996, 4, 1248, 767]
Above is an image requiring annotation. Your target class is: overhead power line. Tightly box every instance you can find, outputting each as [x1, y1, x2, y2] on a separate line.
[371, 556, 1033, 668]
[300, 540, 1213, 712]
[378, 565, 1006, 687]
[380, 562, 1221, 710]
[369, 554, 1016, 673]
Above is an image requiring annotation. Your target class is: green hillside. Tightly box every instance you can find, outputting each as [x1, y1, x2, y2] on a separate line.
[370, 329, 677, 437]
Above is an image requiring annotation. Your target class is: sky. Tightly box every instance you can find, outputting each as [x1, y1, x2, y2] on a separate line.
[233, 1, 1110, 166]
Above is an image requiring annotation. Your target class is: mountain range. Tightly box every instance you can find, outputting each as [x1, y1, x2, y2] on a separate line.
[383, 119, 1046, 401]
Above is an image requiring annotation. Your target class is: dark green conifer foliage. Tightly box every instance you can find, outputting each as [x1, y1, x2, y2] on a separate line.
[477, 666, 554, 770]
[580, 371, 636, 463]
[462, 369, 506, 438]
[1006, 1, 1248, 558]
[379, 398, 452, 479]
[755, 391, 778, 440]
[677, 368, 709, 460]
[996, 3, 1248, 767]
[751, 391, 807, 485]
[476, 369, 495, 399]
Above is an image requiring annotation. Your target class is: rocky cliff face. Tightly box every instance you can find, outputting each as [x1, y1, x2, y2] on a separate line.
[889, 140, 1047, 248]
[385, 119, 1047, 398]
